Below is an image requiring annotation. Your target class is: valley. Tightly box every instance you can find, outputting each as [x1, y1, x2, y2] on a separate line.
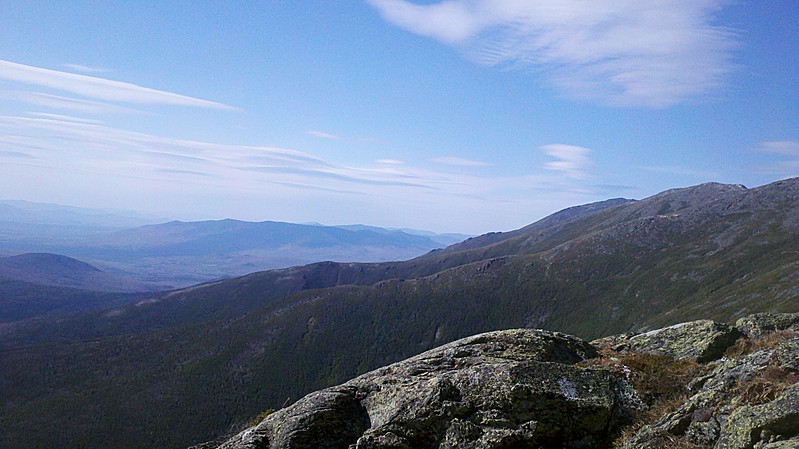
[0, 200, 467, 288]
[1, 178, 798, 448]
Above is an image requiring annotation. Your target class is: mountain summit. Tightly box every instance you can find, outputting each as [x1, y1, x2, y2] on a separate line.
[1, 178, 798, 449]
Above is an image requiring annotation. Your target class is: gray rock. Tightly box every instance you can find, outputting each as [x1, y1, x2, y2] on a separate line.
[735, 313, 799, 339]
[201, 320, 799, 449]
[716, 385, 799, 449]
[685, 417, 720, 445]
[776, 337, 799, 372]
[621, 349, 775, 448]
[212, 329, 640, 449]
[759, 437, 799, 448]
[625, 320, 742, 363]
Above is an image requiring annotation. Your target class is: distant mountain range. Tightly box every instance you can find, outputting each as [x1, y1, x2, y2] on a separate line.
[0, 199, 165, 228]
[1, 178, 798, 449]
[0, 253, 157, 323]
[0, 201, 471, 287]
[0, 252, 161, 292]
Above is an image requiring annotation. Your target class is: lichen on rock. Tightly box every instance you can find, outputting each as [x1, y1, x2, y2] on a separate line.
[620, 314, 799, 449]
[623, 319, 741, 363]
[203, 315, 799, 449]
[735, 313, 799, 339]
[715, 385, 799, 449]
[212, 329, 641, 449]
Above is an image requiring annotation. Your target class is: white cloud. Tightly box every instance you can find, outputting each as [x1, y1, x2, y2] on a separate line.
[540, 144, 591, 179]
[0, 114, 604, 233]
[0, 115, 447, 191]
[429, 156, 492, 167]
[0, 60, 235, 109]
[753, 140, 799, 175]
[755, 140, 799, 157]
[0, 150, 36, 159]
[63, 63, 110, 74]
[368, 0, 486, 43]
[643, 165, 719, 178]
[307, 130, 343, 140]
[307, 129, 385, 144]
[25, 112, 104, 124]
[6, 91, 140, 115]
[368, 0, 737, 107]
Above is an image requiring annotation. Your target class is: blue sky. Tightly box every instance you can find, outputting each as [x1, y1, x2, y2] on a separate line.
[1, 1, 797, 234]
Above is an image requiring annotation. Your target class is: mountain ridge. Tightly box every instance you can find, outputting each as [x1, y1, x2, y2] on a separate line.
[0, 253, 158, 323]
[0, 252, 166, 293]
[0, 209, 467, 287]
[1, 178, 798, 449]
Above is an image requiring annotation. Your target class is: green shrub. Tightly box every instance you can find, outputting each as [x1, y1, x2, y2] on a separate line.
[247, 409, 276, 427]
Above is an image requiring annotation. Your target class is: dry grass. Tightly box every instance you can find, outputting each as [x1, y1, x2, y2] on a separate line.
[589, 329, 798, 449]
[610, 395, 695, 448]
[617, 430, 707, 449]
[723, 329, 799, 406]
[724, 330, 797, 358]
[580, 351, 703, 404]
[735, 366, 799, 406]
[580, 350, 707, 448]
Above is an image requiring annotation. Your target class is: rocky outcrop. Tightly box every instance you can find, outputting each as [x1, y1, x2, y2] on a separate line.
[736, 313, 799, 339]
[620, 348, 774, 448]
[618, 320, 742, 363]
[202, 315, 799, 449]
[776, 337, 799, 372]
[211, 329, 641, 449]
[715, 386, 799, 449]
[621, 316, 799, 449]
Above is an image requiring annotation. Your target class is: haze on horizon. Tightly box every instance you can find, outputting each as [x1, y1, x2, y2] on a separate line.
[1, 1, 797, 234]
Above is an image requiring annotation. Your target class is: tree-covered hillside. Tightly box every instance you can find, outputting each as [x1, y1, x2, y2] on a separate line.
[1, 179, 798, 449]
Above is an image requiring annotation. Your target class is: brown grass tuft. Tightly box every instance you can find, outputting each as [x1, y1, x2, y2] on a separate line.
[615, 430, 707, 449]
[580, 352, 703, 404]
[724, 330, 797, 358]
[581, 350, 707, 448]
[736, 366, 799, 406]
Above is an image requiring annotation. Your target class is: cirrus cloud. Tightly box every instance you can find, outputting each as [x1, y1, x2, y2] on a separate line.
[62, 63, 110, 74]
[429, 156, 492, 167]
[755, 140, 799, 157]
[754, 140, 799, 175]
[0, 114, 605, 233]
[540, 144, 591, 180]
[0, 60, 235, 110]
[368, 0, 737, 107]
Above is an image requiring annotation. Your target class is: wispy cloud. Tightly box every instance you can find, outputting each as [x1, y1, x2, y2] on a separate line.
[0, 60, 236, 110]
[25, 112, 104, 124]
[0, 150, 36, 159]
[0, 115, 446, 191]
[307, 130, 343, 140]
[63, 63, 110, 74]
[0, 115, 607, 233]
[755, 140, 799, 157]
[754, 140, 799, 175]
[368, 0, 737, 107]
[429, 156, 492, 167]
[540, 144, 591, 179]
[307, 129, 384, 144]
[643, 165, 719, 178]
[6, 91, 140, 115]
[155, 168, 211, 177]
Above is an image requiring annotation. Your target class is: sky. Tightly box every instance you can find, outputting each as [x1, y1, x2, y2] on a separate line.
[1, 1, 797, 234]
